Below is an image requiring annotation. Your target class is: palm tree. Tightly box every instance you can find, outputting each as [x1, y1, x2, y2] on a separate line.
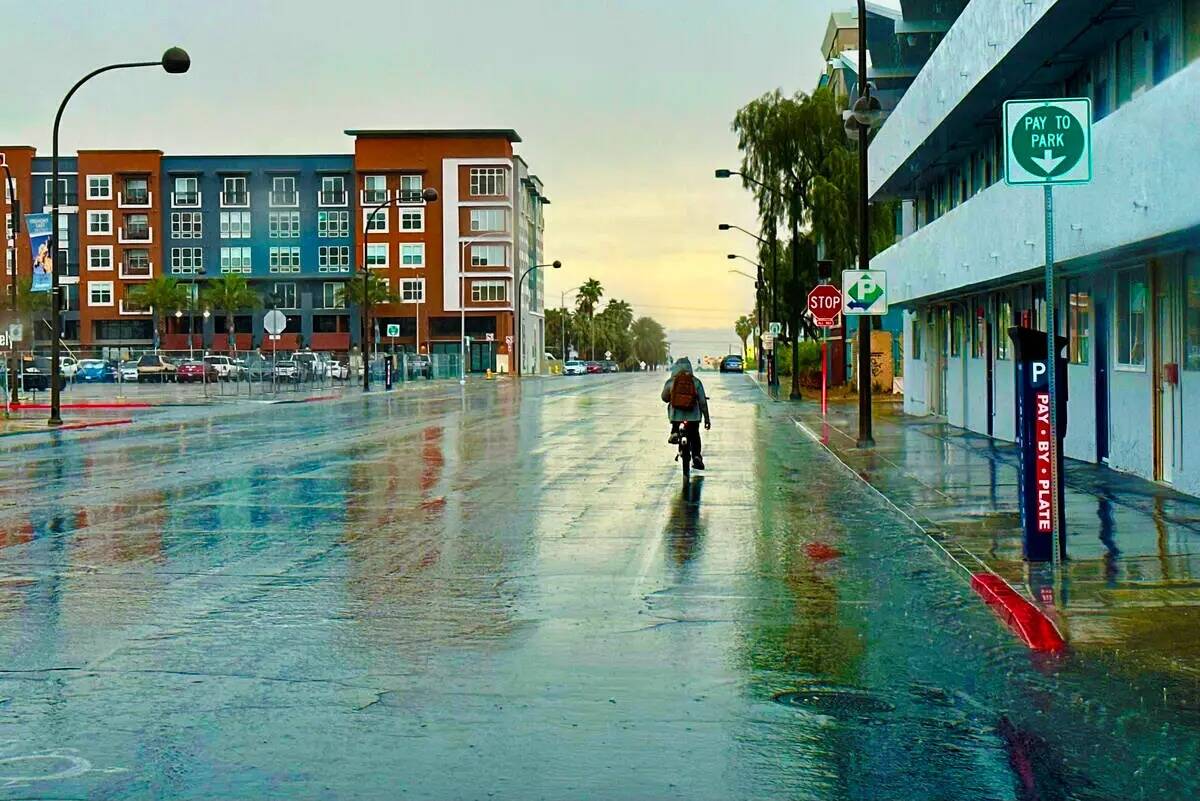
[337, 274, 396, 308]
[12, 275, 52, 347]
[735, 315, 754, 359]
[201, 274, 261, 352]
[127, 276, 191, 351]
[575, 278, 604, 358]
[631, 316, 669, 369]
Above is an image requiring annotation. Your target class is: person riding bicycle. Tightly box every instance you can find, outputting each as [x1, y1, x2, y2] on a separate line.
[663, 357, 710, 471]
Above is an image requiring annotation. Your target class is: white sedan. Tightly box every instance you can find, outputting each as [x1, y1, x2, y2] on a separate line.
[119, 361, 140, 382]
[329, 361, 350, 380]
[563, 360, 587, 376]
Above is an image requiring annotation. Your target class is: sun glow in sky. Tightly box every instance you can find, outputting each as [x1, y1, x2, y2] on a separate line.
[2, 0, 845, 344]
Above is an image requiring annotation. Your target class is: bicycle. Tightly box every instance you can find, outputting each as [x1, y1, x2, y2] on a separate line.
[675, 424, 692, 484]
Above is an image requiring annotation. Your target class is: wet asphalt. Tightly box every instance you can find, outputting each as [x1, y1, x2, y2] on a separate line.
[0, 373, 1197, 800]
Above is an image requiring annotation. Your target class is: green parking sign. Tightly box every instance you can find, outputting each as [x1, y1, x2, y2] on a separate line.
[1004, 98, 1092, 186]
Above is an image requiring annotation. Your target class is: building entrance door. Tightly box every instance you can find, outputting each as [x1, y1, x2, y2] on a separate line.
[1154, 261, 1181, 483]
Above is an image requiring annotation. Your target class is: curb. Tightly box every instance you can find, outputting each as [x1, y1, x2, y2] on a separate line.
[0, 418, 133, 438]
[10, 402, 153, 410]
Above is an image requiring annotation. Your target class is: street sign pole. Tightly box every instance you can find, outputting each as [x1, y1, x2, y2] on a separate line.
[1044, 184, 1061, 574]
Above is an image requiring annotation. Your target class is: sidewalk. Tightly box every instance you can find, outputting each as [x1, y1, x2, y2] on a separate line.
[751, 372, 1200, 677]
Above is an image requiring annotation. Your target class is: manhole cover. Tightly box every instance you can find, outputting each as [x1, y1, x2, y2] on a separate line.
[773, 686, 895, 717]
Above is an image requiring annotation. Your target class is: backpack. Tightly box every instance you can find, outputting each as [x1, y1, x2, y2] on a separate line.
[670, 372, 698, 410]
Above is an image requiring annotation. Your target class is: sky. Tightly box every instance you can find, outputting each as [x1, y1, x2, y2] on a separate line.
[1, 0, 847, 355]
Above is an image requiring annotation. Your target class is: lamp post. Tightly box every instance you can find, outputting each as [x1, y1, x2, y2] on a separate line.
[514, 260, 561, 378]
[47, 47, 190, 426]
[188, 265, 206, 359]
[727, 256, 763, 364]
[360, 186, 439, 391]
[2, 160, 20, 407]
[719, 224, 767, 375]
[559, 284, 581, 362]
[458, 232, 508, 385]
[717, 169, 788, 391]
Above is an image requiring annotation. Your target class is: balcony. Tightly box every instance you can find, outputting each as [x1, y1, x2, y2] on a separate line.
[397, 189, 425, 204]
[220, 190, 249, 207]
[171, 191, 201, 208]
[118, 226, 152, 244]
[118, 190, 152, 208]
[361, 189, 389, 205]
[119, 299, 152, 315]
[119, 261, 154, 280]
[318, 190, 348, 207]
[270, 191, 298, 207]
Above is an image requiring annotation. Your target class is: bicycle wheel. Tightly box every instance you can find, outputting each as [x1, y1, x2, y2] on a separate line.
[681, 438, 691, 482]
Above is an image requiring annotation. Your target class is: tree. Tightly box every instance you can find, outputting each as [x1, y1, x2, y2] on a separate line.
[630, 316, 669, 369]
[574, 278, 605, 358]
[734, 315, 754, 358]
[127, 276, 191, 349]
[545, 307, 572, 359]
[337, 274, 396, 308]
[201, 274, 260, 351]
[11, 275, 52, 346]
[595, 299, 634, 362]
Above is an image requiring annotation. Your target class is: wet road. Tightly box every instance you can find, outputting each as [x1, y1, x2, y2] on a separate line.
[0, 374, 1197, 800]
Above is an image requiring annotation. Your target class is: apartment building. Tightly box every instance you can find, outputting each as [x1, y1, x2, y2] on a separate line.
[869, 0, 1200, 494]
[1, 129, 547, 371]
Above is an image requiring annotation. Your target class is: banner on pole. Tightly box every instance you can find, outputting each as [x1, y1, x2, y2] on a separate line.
[25, 213, 53, 293]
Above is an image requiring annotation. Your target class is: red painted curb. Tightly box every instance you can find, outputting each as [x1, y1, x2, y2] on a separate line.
[970, 573, 1066, 653]
[301, 395, 339, 403]
[12, 402, 153, 410]
[58, 418, 134, 432]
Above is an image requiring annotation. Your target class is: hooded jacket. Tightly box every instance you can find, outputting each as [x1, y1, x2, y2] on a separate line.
[661, 357, 709, 423]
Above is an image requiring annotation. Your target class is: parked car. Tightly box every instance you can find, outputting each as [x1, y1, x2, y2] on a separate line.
[563, 360, 586, 376]
[119, 360, 140, 382]
[720, 355, 745, 373]
[329, 360, 350, 380]
[203, 355, 240, 381]
[243, 354, 273, 381]
[16, 356, 67, 392]
[406, 354, 432, 379]
[137, 353, 177, 383]
[59, 356, 79, 379]
[291, 351, 328, 380]
[600, 360, 619, 373]
[76, 358, 117, 383]
[585, 361, 603, 374]
[273, 360, 299, 381]
[177, 360, 218, 383]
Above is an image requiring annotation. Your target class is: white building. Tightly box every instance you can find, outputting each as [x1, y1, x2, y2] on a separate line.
[871, 0, 1200, 493]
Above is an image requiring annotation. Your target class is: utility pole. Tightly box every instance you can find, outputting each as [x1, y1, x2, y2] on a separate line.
[789, 193, 802, 401]
[855, 0, 875, 447]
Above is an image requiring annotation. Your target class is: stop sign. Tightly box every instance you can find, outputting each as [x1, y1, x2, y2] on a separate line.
[807, 283, 842, 327]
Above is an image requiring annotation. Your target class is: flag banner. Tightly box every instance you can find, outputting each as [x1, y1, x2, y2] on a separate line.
[25, 213, 53, 293]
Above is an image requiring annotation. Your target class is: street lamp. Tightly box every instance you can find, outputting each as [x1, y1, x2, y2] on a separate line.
[559, 284, 581, 363]
[188, 266, 206, 359]
[851, 0, 876, 447]
[720, 225, 770, 375]
[2, 159, 21, 408]
[458, 232, 508, 385]
[514, 260, 561, 378]
[47, 47, 190, 426]
[360, 186, 439, 391]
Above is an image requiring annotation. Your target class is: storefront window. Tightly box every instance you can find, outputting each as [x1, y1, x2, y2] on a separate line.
[1066, 279, 1091, 365]
[950, 307, 962, 357]
[996, 295, 1012, 360]
[1186, 255, 1200, 370]
[911, 313, 923, 361]
[1116, 267, 1147, 367]
[971, 302, 985, 358]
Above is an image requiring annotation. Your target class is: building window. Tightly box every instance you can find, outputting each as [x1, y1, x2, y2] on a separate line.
[401, 243, 424, 266]
[470, 208, 506, 232]
[273, 282, 298, 309]
[268, 246, 301, 273]
[399, 174, 423, 201]
[363, 175, 388, 204]
[220, 211, 251, 239]
[222, 176, 249, 206]
[44, 178, 74, 205]
[87, 210, 112, 235]
[89, 281, 114, 306]
[1116, 32, 1135, 108]
[950, 307, 962, 357]
[971, 304, 985, 359]
[318, 245, 350, 272]
[364, 208, 388, 232]
[471, 280, 507, 302]
[995, 295, 1012, 360]
[469, 167, 506, 196]
[269, 211, 301, 238]
[87, 245, 113, 271]
[123, 177, 149, 205]
[124, 248, 151, 277]
[317, 210, 350, 238]
[366, 243, 388, 268]
[911, 314, 922, 360]
[173, 176, 199, 207]
[400, 278, 424, 303]
[323, 282, 345, 309]
[320, 175, 347, 205]
[400, 208, 424, 231]
[87, 175, 111, 200]
[171, 211, 202, 239]
[471, 245, 506, 267]
[1186, 254, 1200, 370]
[170, 247, 203, 275]
[122, 213, 150, 241]
[1115, 267, 1147, 368]
[270, 176, 298, 207]
[220, 246, 252, 273]
[1065, 279, 1090, 365]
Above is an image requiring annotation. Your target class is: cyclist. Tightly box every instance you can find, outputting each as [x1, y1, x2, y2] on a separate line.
[663, 357, 711, 470]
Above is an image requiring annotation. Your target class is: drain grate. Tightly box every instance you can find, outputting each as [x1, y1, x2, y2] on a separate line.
[773, 686, 895, 717]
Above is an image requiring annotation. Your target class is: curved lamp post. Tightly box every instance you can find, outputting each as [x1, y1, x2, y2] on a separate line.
[360, 186, 439, 391]
[720, 223, 769, 374]
[48, 47, 190, 426]
[514, 259, 561, 377]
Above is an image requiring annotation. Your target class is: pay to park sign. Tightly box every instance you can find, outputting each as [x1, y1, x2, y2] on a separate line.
[1003, 98, 1092, 186]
